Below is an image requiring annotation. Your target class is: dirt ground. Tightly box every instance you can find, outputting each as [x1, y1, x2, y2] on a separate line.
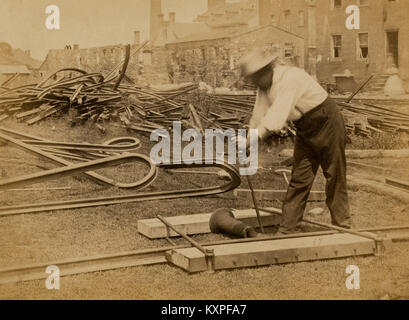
[0, 112, 408, 300]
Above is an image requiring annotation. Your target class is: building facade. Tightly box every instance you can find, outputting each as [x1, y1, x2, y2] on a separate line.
[264, 0, 409, 91]
[38, 0, 409, 92]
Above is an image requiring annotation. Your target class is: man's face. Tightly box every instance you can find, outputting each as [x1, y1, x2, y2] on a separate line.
[247, 64, 274, 91]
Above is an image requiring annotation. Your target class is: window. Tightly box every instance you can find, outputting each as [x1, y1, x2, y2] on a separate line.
[332, 0, 342, 8]
[357, 33, 369, 59]
[332, 35, 342, 58]
[298, 11, 304, 27]
[284, 45, 294, 58]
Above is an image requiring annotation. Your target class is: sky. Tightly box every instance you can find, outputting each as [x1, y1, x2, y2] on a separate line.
[0, 0, 208, 60]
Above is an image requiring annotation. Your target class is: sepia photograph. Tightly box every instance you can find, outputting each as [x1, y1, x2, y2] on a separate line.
[0, 0, 408, 304]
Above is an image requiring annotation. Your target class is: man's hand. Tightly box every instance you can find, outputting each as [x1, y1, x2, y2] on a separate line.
[256, 126, 269, 141]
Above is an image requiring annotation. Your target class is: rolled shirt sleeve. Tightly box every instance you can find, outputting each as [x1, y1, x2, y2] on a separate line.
[249, 88, 270, 130]
[259, 75, 300, 132]
[249, 66, 328, 138]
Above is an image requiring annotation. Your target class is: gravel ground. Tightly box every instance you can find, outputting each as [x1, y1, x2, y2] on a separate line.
[0, 114, 408, 300]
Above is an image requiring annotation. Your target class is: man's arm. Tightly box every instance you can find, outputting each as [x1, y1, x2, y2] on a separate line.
[257, 70, 301, 138]
[249, 88, 270, 130]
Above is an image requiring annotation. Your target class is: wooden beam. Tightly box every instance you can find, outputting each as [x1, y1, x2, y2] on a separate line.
[166, 233, 377, 273]
[137, 208, 281, 239]
[233, 189, 325, 201]
[348, 175, 409, 203]
[348, 161, 392, 176]
[385, 178, 409, 192]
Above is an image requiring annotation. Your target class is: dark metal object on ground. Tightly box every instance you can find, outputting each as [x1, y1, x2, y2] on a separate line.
[209, 208, 261, 238]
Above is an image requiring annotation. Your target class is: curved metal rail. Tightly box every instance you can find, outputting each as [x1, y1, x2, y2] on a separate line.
[20, 137, 141, 153]
[0, 160, 240, 217]
[0, 128, 146, 188]
[0, 153, 157, 191]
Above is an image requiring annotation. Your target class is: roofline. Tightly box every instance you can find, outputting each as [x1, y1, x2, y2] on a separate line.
[38, 52, 49, 71]
[165, 35, 231, 46]
[230, 23, 305, 40]
[166, 23, 304, 46]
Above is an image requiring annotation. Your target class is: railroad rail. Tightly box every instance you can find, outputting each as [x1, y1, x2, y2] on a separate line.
[0, 159, 241, 216]
[1, 225, 408, 285]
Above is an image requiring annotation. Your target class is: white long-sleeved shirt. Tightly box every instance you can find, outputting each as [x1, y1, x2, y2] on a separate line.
[249, 64, 328, 134]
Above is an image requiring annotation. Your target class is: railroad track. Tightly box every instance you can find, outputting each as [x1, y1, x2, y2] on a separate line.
[1, 225, 408, 285]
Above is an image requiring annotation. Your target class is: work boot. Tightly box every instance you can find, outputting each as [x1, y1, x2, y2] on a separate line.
[332, 217, 355, 229]
[275, 226, 301, 236]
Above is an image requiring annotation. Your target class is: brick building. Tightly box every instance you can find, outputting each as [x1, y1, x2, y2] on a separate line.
[148, 0, 305, 86]
[264, 0, 409, 92]
[39, 0, 305, 87]
[165, 24, 304, 87]
[38, 0, 408, 92]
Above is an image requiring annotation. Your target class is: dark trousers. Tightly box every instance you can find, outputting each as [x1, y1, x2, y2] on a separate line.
[279, 97, 352, 233]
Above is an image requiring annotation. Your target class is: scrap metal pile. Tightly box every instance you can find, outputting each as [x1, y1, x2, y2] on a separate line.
[1, 42, 408, 139]
[339, 101, 409, 137]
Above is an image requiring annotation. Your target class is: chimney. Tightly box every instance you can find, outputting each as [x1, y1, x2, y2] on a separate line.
[169, 12, 176, 25]
[134, 31, 140, 45]
[208, 0, 225, 11]
[73, 44, 79, 50]
[258, 0, 272, 26]
[150, 0, 162, 43]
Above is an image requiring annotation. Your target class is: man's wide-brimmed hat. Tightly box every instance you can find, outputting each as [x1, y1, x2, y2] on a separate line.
[240, 48, 279, 77]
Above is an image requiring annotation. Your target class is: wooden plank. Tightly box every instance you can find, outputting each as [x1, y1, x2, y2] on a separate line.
[166, 233, 376, 273]
[385, 178, 409, 192]
[348, 161, 392, 176]
[137, 208, 281, 239]
[15, 107, 43, 119]
[234, 189, 325, 201]
[26, 105, 63, 125]
[348, 175, 409, 203]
